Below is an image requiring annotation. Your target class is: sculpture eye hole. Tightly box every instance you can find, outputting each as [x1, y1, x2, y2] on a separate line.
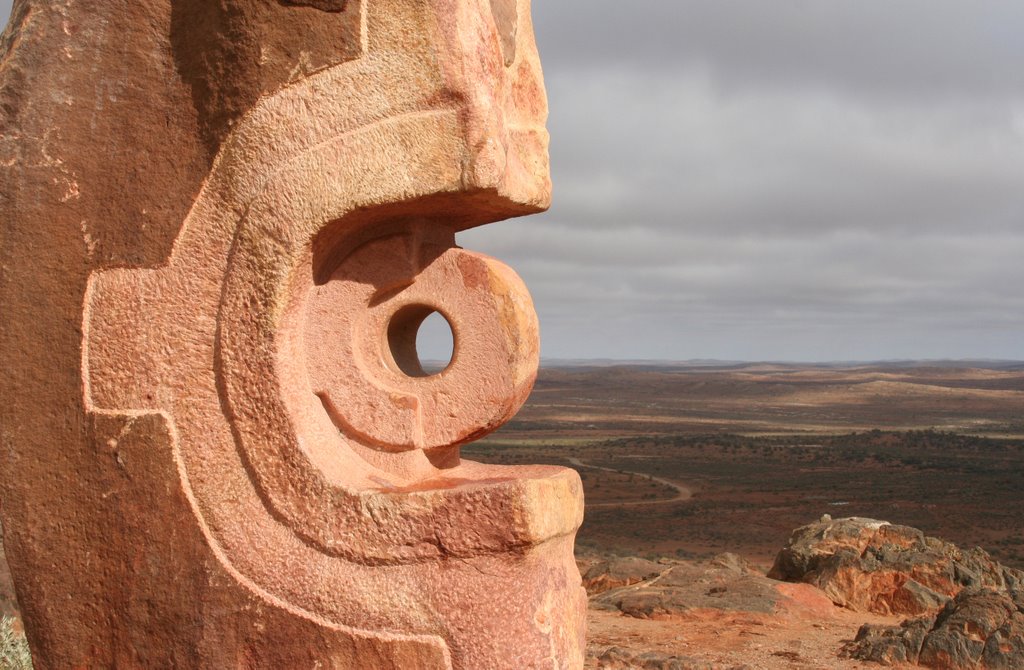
[387, 305, 455, 377]
[490, 0, 518, 66]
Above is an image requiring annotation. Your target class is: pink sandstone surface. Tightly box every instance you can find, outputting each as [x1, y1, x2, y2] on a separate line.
[0, 1, 586, 668]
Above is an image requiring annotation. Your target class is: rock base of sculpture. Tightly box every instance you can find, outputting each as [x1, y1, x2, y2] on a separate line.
[8, 411, 581, 669]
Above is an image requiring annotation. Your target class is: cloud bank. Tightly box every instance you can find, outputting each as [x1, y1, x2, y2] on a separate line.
[460, 0, 1024, 361]
[2, 1, 1020, 361]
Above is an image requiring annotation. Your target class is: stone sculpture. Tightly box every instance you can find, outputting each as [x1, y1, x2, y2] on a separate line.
[0, 1, 586, 667]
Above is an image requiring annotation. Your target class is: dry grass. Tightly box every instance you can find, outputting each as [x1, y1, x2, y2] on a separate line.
[0, 617, 31, 670]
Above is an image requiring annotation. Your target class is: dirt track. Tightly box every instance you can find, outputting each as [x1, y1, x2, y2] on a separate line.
[567, 457, 693, 507]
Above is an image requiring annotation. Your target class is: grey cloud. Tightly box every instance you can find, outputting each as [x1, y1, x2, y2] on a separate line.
[453, 2, 1024, 360]
[2, 1, 1020, 361]
[533, 1, 1024, 102]
[544, 69, 1024, 236]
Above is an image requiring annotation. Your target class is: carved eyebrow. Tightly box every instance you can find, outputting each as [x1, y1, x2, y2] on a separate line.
[490, 0, 518, 67]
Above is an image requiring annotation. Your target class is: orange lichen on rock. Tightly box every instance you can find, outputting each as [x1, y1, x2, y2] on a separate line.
[770, 516, 1020, 618]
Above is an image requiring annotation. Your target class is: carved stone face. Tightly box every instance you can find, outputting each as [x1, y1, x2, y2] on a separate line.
[82, 0, 560, 528]
[0, 1, 583, 667]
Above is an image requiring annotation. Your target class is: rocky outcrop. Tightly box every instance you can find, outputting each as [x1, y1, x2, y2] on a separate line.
[843, 616, 933, 665]
[770, 516, 1021, 616]
[581, 520, 1023, 669]
[774, 516, 1024, 668]
[842, 588, 1024, 669]
[920, 588, 1024, 669]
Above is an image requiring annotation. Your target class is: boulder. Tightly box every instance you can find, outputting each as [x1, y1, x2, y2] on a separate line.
[841, 618, 932, 665]
[919, 589, 1024, 670]
[770, 516, 1018, 616]
[843, 588, 1024, 669]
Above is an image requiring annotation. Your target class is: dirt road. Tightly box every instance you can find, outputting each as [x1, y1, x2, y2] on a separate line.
[567, 457, 693, 508]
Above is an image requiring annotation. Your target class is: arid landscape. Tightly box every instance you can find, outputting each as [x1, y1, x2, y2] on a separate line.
[3, 361, 1024, 668]
[467, 361, 1024, 571]
[462, 361, 1024, 668]
[4, 0, 1024, 665]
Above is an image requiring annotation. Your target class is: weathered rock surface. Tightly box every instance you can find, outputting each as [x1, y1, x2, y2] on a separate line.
[588, 645, 720, 670]
[920, 589, 1024, 670]
[843, 617, 934, 665]
[843, 588, 1024, 669]
[583, 557, 666, 595]
[589, 553, 835, 623]
[770, 516, 1021, 616]
[0, 526, 17, 621]
[583, 550, 891, 670]
[585, 522, 1024, 670]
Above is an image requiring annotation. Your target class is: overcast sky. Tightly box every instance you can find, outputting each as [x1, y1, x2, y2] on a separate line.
[461, 0, 1024, 362]
[3, 2, 1022, 362]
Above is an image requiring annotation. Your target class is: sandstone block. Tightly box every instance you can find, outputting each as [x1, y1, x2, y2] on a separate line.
[0, 1, 584, 668]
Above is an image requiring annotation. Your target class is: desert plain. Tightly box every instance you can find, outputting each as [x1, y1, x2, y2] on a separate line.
[3, 360, 1023, 668]
[466, 361, 1024, 572]
[462, 361, 1024, 668]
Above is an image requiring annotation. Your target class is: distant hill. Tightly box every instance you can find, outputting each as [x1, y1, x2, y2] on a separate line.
[540, 358, 1024, 371]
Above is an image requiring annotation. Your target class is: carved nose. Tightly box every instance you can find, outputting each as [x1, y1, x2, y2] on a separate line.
[305, 225, 539, 452]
